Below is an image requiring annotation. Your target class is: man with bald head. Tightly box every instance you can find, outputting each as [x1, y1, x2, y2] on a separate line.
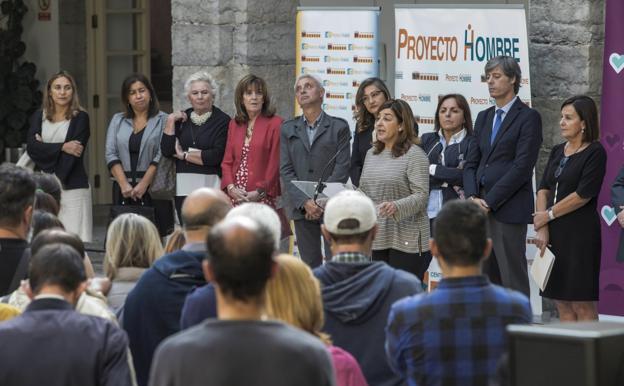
[150, 217, 336, 386]
[123, 188, 231, 386]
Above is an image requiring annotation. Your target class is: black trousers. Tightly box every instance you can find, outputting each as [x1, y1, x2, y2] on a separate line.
[112, 182, 174, 237]
[372, 248, 432, 282]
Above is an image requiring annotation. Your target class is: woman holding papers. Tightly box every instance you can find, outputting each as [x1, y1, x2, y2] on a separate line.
[359, 99, 431, 280]
[533, 95, 606, 321]
[105, 73, 173, 236]
[161, 71, 230, 224]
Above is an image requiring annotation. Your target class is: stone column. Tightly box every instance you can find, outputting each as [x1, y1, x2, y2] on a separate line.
[529, 0, 605, 175]
[171, 0, 298, 118]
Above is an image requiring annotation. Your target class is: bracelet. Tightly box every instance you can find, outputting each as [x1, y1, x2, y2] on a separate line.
[227, 184, 235, 192]
[183, 151, 188, 161]
[548, 208, 556, 220]
[257, 189, 266, 199]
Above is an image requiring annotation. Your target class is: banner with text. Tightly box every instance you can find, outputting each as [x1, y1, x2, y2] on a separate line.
[394, 5, 531, 133]
[296, 7, 380, 132]
[597, 0, 624, 317]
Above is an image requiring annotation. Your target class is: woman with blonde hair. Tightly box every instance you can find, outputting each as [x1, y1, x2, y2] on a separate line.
[265, 254, 368, 386]
[105, 213, 163, 309]
[26, 70, 92, 241]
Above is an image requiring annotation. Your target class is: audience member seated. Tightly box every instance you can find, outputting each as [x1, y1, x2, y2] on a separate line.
[31, 210, 64, 239]
[164, 228, 186, 254]
[150, 217, 336, 386]
[8, 229, 116, 323]
[34, 190, 60, 215]
[0, 303, 21, 321]
[33, 172, 62, 206]
[0, 244, 133, 386]
[179, 202, 281, 329]
[315, 190, 423, 386]
[266, 254, 368, 386]
[123, 188, 231, 386]
[105, 213, 164, 310]
[0, 164, 35, 297]
[385, 200, 532, 386]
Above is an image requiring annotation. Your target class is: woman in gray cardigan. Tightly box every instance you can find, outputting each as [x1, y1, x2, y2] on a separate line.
[105, 73, 174, 236]
[359, 99, 431, 280]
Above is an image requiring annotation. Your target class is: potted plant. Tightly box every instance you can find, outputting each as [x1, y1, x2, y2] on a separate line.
[0, 0, 42, 162]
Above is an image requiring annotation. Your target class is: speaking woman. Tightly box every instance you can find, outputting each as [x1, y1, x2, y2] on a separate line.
[26, 71, 92, 242]
[359, 99, 431, 280]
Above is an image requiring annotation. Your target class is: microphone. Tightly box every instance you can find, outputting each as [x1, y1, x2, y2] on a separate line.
[313, 134, 350, 205]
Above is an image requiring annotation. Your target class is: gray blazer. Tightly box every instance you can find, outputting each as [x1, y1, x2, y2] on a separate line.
[105, 111, 167, 174]
[280, 112, 351, 220]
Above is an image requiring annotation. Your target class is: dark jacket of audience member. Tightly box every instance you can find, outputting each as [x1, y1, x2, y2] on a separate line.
[179, 282, 218, 329]
[314, 262, 422, 386]
[123, 248, 205, 386]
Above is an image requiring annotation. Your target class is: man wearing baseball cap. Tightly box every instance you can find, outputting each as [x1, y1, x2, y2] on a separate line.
[315, 190, 422, 386]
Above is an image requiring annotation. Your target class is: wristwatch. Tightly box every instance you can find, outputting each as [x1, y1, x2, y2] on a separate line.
[548, 208, 556, 221]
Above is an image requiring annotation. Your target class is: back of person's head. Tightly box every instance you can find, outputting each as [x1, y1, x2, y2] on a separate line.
[206, 216, 275, 302]
[164, 228, 186, 254]
[28, 243, 86, 295]
[31, 210, 65, 239]
[0, 164, 36, 228]
[32, 172, 62, 207]
[31, 229, 85, 258]
[226, 203, 281, 250]
[34, 190, 60, 215]
[182, 188, 231, 232]
[432, 200, 489, 266]
[265, 254, 330, 344]
[323, 190, 377, 245]
[105, 213, 163, 280]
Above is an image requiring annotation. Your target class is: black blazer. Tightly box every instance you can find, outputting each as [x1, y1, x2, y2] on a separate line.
[26, 110, 90, 189]
[463, 98, 542, 224]
[160, 106, 230, 177]
[0, 298, 132, 386]
[350, 127, 373, 187]
[420, 131, 476, 203]
[611, 166, 624, 262]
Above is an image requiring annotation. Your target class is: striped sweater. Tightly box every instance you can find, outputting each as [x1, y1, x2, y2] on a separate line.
[359, 145, 430, 253]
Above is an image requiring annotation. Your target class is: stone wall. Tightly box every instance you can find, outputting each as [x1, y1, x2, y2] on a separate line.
[528, 0, 605, 177]
[171, 0, 297, 118]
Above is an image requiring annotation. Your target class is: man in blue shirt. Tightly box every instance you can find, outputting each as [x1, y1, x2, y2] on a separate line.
[386, 200, 532, 386]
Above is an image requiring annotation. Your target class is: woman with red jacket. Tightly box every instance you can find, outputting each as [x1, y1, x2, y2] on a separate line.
[221, 74, 288, 236]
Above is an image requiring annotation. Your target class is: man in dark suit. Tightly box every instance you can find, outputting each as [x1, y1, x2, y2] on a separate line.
[0, 243, 133, 386]
[280, 74, 351, 268]
[464, 55, 542, 296]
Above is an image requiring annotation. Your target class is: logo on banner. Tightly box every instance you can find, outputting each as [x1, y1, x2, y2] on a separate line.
[328, 44, 349, 51]
[323, 80, 350, 88]
[602, 205, 617, 226]
[322, 104, 349, 111]
[302, 43, 327, 50]
[324, 56, 350, 63]
[301, 67, 325, 75]
[610, 53, 624, 74]
[353, 56, 374, 64]
[327, 68, 347, 75]
[401, 94, 432, 103]
[415, 116, 435, 125]
[325, 92, 353, 100]
[445, 73, 472, 82]
[301, 31, 322, 38]
[354, 32, 375, 39]
[301, 56, 321, 62]
[412, 72, 439, 81]
[326, 32, 350, 38]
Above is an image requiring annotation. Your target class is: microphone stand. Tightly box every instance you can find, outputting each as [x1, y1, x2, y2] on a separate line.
[313, 135, 350, 207]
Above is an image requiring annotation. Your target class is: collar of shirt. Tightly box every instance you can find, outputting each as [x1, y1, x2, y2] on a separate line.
[302, 111, 324, 129]
[438, 275, 490, 289]
[182, 242, 207, 253]
[332, 251, 371, 263]
[495, 95, 518, 120]
[437, 128, 467, 148]
[33, 294, 66, 301]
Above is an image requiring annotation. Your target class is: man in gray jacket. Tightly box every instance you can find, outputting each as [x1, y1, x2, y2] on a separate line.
[280, 74, 351, 268]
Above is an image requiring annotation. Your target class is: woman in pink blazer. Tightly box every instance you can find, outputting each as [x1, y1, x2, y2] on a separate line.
[221, 74, 289, 236]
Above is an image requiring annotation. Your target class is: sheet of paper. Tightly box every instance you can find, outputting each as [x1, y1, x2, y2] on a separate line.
[530, 247, 555, 292]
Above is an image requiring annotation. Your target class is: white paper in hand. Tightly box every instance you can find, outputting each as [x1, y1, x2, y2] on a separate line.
[530, 247, 555, 291]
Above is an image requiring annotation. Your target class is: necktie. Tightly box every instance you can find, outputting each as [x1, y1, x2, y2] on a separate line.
[490, 109, 504, 144]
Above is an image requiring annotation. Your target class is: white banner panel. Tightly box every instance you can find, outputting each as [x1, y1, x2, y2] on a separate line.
[296, 8, 380, 132]
[394, 5, 531, 134]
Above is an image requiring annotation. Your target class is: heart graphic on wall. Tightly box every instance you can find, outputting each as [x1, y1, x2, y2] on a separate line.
[606, 133, 621, 149]
[602, 205, 617, 226]
[610, 53, 624, 74]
